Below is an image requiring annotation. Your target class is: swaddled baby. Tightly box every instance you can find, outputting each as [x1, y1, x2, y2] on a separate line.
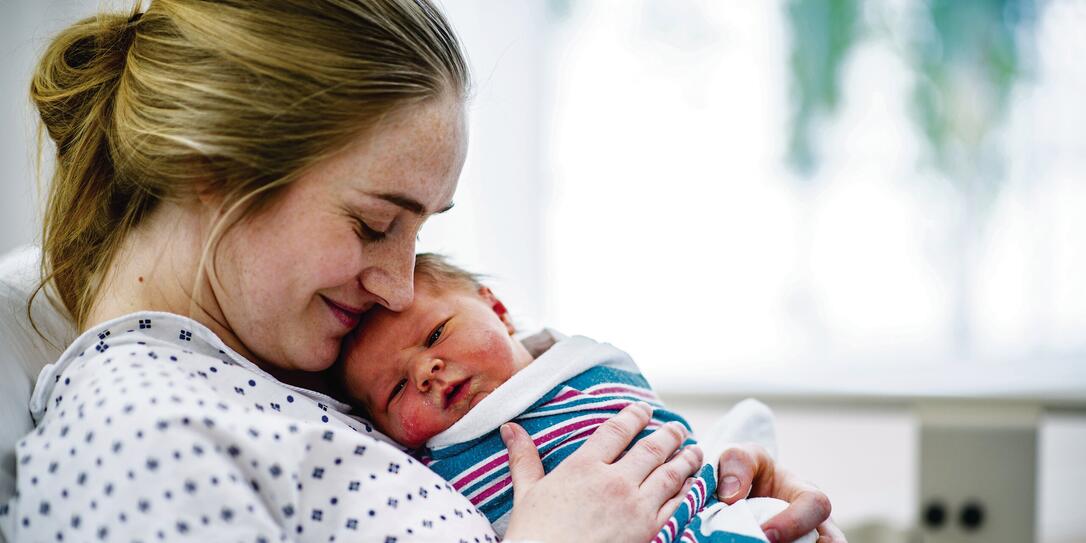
[339, 254, 815, 543]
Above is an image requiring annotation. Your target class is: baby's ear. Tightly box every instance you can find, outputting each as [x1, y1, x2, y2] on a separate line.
[478, 286, 515, 335]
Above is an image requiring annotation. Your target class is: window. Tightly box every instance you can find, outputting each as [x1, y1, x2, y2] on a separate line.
[538, 0, 1086, 390]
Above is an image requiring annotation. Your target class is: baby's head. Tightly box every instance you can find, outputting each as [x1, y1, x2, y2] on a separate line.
[340, 254, 534, 448]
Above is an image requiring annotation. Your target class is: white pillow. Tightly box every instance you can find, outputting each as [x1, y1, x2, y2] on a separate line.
[0, 246, 76, 506]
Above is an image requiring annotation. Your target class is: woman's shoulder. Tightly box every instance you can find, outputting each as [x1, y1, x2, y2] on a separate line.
[63, 311, 234, 362]
[32, 311, 387, 444]
[11, 319, 497, 543]
[30, 312, 230, 420]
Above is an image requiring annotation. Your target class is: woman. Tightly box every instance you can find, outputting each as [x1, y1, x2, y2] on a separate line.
[2, 1, 842, 541]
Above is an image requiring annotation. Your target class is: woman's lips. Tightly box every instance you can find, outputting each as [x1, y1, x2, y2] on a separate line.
[321, 296, 362, 329]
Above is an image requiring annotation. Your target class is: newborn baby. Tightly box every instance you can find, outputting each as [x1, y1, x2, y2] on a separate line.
[339, 254, 815, 543]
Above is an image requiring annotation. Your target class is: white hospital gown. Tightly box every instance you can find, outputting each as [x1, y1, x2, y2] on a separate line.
[0, 311, 497, 542]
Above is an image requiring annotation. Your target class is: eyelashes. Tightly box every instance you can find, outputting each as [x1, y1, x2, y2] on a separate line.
[388, 378, 407, 405]
[354, 218, 387, 242]
[425, 321, 447, 347]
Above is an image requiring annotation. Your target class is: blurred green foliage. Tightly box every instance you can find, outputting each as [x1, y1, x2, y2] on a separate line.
[787, 0, 1036, 191]
[910, 0, 1035, 186]
[786, 0, 861, 176]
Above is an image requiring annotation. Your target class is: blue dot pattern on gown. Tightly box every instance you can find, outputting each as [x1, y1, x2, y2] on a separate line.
[0, 311, 496, 542]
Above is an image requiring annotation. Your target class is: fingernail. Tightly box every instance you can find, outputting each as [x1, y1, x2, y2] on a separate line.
[722, 475, 740, 498]
[667, 420, 686, 436]
[764, 528, 780, 543]
[686, 444, 703, 460]
[636, 402, 654, 415]
[499, 423, 514, 444]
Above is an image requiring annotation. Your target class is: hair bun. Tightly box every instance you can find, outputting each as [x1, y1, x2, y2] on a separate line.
[31, 13, 137, 154]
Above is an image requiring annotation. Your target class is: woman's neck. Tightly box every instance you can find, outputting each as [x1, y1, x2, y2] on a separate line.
[84, 202, 340, 397]
[86, 204, 250, 362]
[87, 204, 195, 324]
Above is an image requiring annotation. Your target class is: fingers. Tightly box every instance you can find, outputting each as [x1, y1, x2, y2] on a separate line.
[501, 423, 544, 501]
[816, 518, 848, 543]
[640, 443, 703, 509]
[716, 443, 838, 543]
[655, 476, 695, 528]
[619, 419, 689, 483]
[575, 402, 654, 464]
[716, 443, 774, 504]
[761, 489, 833, 543]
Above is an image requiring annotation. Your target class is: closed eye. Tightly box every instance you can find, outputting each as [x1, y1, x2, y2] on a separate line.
[354, 218, 387, 242]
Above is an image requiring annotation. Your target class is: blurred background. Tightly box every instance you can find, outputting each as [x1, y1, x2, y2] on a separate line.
[2, 1, 1084, 542]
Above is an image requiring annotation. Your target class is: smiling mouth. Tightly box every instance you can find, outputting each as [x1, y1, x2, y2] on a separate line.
[321, 296, 362, 329]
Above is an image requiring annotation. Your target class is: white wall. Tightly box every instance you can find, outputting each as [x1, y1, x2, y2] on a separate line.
[418, 0, 550, 331]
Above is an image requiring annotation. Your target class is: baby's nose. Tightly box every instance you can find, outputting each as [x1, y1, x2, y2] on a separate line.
[415, 359, 445, 391]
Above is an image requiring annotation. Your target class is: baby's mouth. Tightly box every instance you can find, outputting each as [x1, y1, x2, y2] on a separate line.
[443, 379, 470, 410]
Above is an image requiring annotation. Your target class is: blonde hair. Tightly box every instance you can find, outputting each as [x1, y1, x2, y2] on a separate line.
[413, 252, 484, 294]
[30, 0, 469, 330]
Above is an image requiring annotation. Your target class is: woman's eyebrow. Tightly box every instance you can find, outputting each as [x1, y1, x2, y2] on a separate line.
[368, 191, 455, 216]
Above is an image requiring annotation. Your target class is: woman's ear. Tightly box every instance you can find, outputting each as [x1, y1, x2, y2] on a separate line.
[194, 177, 221, 209]
[192, 158, 225, 210]
[478, 286, 515, 335]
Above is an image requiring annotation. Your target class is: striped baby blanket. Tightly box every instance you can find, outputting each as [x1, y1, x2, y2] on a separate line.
[421, 334, 769, 543]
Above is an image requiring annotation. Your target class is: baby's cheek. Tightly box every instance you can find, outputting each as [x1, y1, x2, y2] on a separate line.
[398, 404, 450, 448]
[469, 329, 519, 377]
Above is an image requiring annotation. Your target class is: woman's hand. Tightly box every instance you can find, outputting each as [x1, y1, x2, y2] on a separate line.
[502, 402, 704, 542]
[717, 443, 847, 543]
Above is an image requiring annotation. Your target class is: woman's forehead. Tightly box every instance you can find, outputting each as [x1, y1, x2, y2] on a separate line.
[335, 98, 465, 204]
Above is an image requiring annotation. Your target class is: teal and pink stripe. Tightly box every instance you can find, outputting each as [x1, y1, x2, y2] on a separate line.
[422, 364, 722, 541]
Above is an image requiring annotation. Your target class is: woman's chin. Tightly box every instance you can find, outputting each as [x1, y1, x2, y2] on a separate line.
[291, 339, 339, 373]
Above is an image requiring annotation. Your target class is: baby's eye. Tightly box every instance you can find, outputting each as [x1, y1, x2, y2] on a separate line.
[388, 378, 407, 404]
[425, 322, 446, 347]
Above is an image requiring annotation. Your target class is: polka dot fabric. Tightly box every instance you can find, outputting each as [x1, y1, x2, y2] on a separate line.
[0, 312, 496, 542]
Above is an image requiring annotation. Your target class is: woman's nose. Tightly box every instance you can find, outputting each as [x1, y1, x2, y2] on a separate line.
[358, 241, 415, 312]
[413, 358, 445, 392]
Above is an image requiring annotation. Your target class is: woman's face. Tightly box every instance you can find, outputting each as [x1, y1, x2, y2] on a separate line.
[212, 97, 468, 372]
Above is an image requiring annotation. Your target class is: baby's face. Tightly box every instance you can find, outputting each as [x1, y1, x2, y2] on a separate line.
[342, 281, 534, 448]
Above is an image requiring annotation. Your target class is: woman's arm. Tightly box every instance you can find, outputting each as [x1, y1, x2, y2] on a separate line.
[501, 402, 704, 542]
